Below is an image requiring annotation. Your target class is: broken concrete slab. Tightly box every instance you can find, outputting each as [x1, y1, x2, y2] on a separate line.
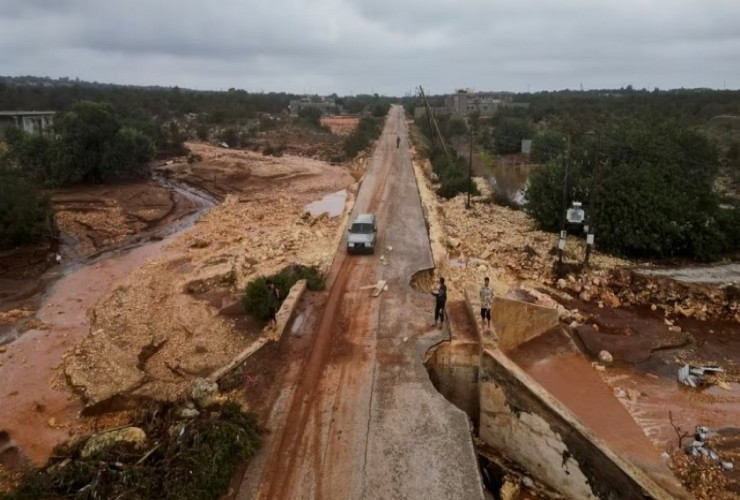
[489, 296, 559, 352]
[64, 331, 147, 407]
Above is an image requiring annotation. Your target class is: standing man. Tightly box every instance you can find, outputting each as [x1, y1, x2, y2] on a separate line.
[266, 279, 280, 330]
[432, 277, 447, 327]
[479, 277, 493, 331]
[396, 135, 401, 148]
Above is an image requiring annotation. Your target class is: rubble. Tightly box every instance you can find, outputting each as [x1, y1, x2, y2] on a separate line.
[677, 364, 724, 388]
[81, 427, 147, 458]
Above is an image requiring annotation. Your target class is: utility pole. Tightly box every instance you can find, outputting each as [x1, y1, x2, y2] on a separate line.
[558, 135, 571, 265]
[467, 122, 473, 209]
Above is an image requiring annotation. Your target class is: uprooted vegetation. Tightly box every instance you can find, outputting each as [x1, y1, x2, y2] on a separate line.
[1, 401, 260, 500]
[243, 264, 326, 321]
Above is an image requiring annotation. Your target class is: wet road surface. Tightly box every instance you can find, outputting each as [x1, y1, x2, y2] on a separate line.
[241, 106, 484, 500]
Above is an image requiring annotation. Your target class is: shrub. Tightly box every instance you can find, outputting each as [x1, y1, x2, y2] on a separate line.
[0, 172, 53, 249]
[243, 264, 325, 321]
[343, 116, 383, 159]
[1, 401, 261, 500]
[297, 107, 323, 128]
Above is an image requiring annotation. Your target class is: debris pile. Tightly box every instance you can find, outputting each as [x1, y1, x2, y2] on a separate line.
[678, 365, 725, 388]
[1, 401, 260, 500]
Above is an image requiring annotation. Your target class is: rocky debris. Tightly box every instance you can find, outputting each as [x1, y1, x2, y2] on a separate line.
[64, 331, 148, 407]
[598, 350, 614, 364]
[677, 364, 724, 388]
[575, 324, 689, 364]
[80, 427, 146, 458]
[189, 378, 220, 408]
[62, 155, 356, 405]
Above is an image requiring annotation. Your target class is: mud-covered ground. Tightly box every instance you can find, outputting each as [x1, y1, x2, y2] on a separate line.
[0, 136, 365, 483]
[0, 181, 198, 339]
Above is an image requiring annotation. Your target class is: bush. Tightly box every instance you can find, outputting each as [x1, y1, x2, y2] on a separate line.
[494, 118, 534, 154]
[0, 171, 53, 249]
[297, 107, 323, 128]
[1, 401, 260, 500]
[430, 151, 480, 199]
[262, 144, 286, 157]
[187, 152, 203, 164]
[243, 264, 325, 321]
[343, 115, 383, 159]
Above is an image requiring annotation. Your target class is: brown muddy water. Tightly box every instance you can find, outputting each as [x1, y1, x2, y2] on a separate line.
[0, 180, 215, 467]
[304, 189, 347, 217]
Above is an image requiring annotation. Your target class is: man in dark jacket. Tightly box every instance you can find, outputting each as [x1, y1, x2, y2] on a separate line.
[266, 279, 281, 329]
[431, 277, 447, 327]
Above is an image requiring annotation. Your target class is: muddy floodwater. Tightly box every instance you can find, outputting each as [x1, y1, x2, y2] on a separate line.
[0, 180, 215, 466]
[304, 189, 347, 217]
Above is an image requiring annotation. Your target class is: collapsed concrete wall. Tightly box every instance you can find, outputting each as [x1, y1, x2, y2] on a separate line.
[425, 341, 480, 428]
[453, 291, 684, 499]
[479, 349, 676, 499]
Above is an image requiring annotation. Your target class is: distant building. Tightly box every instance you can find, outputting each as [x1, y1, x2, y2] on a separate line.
[415, 90, 529, 119]
[289, 97, 339, 116]
[0, 111, 56, 138]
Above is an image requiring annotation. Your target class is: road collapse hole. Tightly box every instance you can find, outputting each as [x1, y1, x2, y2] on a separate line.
[410, 268, 436, 293]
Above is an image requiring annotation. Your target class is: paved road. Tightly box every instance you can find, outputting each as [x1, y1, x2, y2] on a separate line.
[239, 106, 484, 499]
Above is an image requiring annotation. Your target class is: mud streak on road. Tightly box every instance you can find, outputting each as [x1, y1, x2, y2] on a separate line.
[256, 115, 399, 499]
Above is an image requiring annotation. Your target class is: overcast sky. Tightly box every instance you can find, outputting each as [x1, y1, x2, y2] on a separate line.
[1, 0, 739, 95]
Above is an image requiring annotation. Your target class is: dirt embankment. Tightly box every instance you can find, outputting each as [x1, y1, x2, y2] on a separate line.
[63, 149, 362, 409]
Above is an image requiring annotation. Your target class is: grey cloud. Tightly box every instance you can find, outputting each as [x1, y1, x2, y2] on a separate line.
[0, 0, 739, 93]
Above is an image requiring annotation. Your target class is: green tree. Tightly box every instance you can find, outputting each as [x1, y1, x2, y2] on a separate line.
[526, 117, 728, 259]
[56, 101, 121, 183]
[494, 118, 534, 154]
[297, 107, 323, 128]
[0, 168, 53, 249]
[531, 129, 566, 164]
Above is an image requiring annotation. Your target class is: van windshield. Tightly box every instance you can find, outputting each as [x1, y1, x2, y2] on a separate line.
[350, 222, 374, 234]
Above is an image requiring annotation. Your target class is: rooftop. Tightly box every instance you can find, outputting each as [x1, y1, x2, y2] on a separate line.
[0, 111, 56, 117]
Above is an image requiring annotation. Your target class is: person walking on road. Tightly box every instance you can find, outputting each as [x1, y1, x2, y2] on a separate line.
[432, 277, 447, 327]
[396, 135, 401, 148]
[266, 279, 281, 330]
[479, 277, 493, 331]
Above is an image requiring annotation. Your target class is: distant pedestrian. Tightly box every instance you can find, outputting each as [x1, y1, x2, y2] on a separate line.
[266, 279, 281, 329]
[479, 277, 493, 331]
[431, 277, 447, 327]
[396, 135, 401, 148]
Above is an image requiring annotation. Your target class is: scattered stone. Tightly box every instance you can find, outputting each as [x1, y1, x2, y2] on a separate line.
[0, 346, 5, 353]
[626, 388, 641, 401]
[592, 363, 606, 372]
[190, 378, 220, 408]
[651, 304, 657, 311]
[47, 417, 56, 428]
[176, 407, 201, 419]
[81, 427, 147, 458]
[521, 476, 534, 489]
[598, 350, 613, 364]
[556, 279, 567, 290]
[446, 237, 461, 249]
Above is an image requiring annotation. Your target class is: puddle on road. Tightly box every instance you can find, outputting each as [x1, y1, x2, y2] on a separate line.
[304, 189, 347, 217]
